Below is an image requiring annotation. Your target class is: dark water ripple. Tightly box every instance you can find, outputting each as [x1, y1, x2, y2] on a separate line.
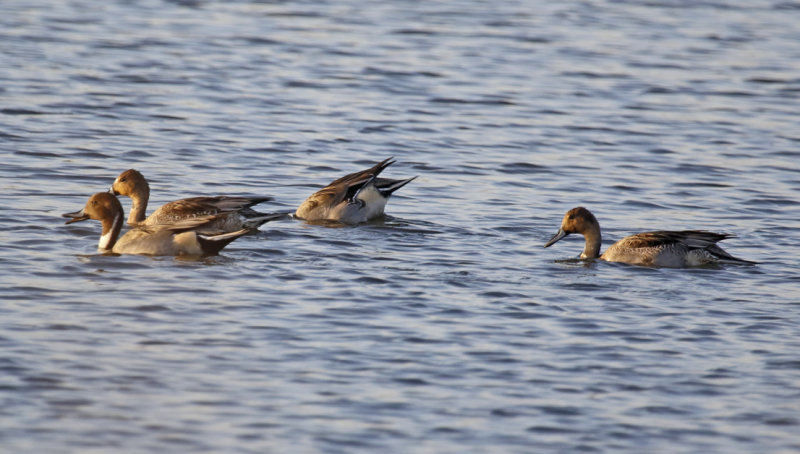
[2, 0, 800, 453]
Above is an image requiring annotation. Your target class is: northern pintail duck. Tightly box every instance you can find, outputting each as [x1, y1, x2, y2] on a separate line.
[295, 157, 416, 224]
[111, 169, 281, 233]
[543, 206, 755, 267]
[63, 192, 253, 256]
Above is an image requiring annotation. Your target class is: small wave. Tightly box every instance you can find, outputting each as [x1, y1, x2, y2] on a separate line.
[500, 162, 548, 174]
[429, 97, 515, 105]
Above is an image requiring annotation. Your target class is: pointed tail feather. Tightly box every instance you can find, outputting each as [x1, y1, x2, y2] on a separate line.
[370, 157, 396, 177]
[242, 196, 273, 208]
[707, 244, 757, 265]
[196, 228, 250, 255]
[326, 157, 395, 188]
[242, 212, 290, 229]
[376, 176, 417, 197]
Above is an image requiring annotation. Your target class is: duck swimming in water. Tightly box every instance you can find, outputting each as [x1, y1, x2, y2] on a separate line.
[543, 206, 755, 267]
[110, 169, 281, 233]
[63, 192, 256, 256]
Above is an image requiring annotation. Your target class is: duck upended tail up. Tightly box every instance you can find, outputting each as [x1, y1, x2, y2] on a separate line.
[295, 157, 417, 224]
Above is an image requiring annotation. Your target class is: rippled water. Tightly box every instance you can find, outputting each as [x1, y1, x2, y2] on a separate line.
[2, 0, 800, 452]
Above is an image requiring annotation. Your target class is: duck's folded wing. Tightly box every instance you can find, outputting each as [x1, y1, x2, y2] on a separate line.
[675, 230, 732, 248]
[325, 157, 394, 188]
[148, 196, 271, 223]
[143, 213, 227, 234]
[196, 196, 272, 211]
[619, 230, 731, 249]
[309, 174, 375, 207]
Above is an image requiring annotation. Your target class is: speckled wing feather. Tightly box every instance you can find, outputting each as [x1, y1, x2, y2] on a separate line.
[146, 196, 272, 224]
[616, 230, 731, 250]
[305, 157, 396, 207]
[140, 213, 226, 234]
[325, 157, 395, 188]
[304, 178, 371, 209]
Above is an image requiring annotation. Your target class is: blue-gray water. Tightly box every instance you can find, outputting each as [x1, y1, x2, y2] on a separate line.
[2, 1, 800, 452]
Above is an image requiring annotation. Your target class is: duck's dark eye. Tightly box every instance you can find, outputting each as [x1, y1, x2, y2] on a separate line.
[568, 214, 574, 220]
[120, 177, 127, 182]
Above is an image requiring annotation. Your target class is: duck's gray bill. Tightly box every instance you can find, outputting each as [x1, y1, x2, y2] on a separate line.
[543, 228, 567, 248]
[62, 209, 89, 225]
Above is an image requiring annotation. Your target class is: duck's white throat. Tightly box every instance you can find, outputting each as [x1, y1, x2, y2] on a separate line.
[98, 212, 122, 251]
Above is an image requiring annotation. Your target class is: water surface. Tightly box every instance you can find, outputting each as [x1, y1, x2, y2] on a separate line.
[1, 1, 799, 452]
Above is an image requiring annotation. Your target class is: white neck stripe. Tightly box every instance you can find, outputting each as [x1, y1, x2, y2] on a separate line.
[98, 213, 121, 250]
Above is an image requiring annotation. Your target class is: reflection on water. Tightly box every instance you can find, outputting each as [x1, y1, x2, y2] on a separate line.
[1, 0, 800, 452]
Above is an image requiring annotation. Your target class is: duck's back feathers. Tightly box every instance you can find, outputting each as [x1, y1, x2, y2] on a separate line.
[326, 157, 395, 189]
[604, 230, 754, 267]
[146, 196, 272, 224]
[139, 213, 224, 234]
[138, 196, 278, 234]
[613, 230, 729, 249]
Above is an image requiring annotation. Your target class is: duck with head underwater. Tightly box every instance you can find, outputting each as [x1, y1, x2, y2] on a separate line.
[295, 157, 417, 224]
